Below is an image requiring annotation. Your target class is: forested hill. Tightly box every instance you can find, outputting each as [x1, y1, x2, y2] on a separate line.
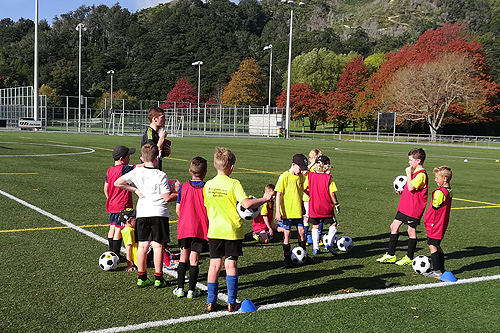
[0, 0, 498, 103]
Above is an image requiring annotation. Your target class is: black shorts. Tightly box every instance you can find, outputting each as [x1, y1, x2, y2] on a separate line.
[135, 216, 170, 243]
[208, 239, 243, 260]
[309, 216, 336, 226]
[427, 237, 442, 247]
[394, 211, 420, 227]
[178, 237, 208, 253]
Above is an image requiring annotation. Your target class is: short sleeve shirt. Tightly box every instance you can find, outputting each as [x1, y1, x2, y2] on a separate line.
[275, 171, 306, 219]
[203, 175, 249, 240]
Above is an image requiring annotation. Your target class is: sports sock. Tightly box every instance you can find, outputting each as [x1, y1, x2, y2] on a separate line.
[298, 240, 306, 250]
[328, 225, 337, 247]
[283, 244, 291, 260]
[189, 265, 199, 291]
[318, 222, 324, 239]
[108, 237, 113, 252]
[207, 282, 219, 304]
[388, 233, 399, 256]
[438, 252, 445, 273]
[304, 222, 309, 238]
[138, 271, 147, 281]
[312, 228, 320, 250]
[407, 238, 417, 259]
[430, 251, 440, 272]
[112, 239, 122, 255]
[154, 272, 163, 281]
[177, 262, 187, 289]
[226, 275, 238, 305]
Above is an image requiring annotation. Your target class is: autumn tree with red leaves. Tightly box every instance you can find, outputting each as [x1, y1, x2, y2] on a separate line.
[160, 77, 197, 109]
[276, 83, 326, 131]
[354, 22, 500, 130]
[326, 57, 370, 131]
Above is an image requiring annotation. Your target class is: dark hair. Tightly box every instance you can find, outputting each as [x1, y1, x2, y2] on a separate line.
[190, 156, 208, 177]
[408, 148, 426, 164]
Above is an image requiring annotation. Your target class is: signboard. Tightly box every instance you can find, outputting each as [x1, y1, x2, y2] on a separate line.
[19, 119, 42, 129]
[379, 112, 396, 127]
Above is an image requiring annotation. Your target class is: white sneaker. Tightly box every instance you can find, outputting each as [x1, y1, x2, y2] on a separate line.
[172, 287, 184, 297]
[187, 289, 201, 299]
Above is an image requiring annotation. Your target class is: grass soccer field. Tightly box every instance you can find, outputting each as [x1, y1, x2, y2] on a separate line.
[1, 131, 499, 332]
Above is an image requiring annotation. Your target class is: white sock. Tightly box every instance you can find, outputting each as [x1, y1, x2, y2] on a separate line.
[328, 225, 337, 247]
[312, 228, 320, 250]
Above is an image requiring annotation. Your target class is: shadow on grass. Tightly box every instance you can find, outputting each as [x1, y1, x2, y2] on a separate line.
[447, 246, 500, 260]
[453, 258, 500, 274]
[244, 270, 405, 306]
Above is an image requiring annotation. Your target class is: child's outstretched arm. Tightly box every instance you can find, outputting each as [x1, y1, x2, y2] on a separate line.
[125, 244, 136, 272]
[114, 177, 144, 198]
[240, 191, 272, 210]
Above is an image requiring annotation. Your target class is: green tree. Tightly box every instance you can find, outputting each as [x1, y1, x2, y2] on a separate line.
[221, 58, 265, 106]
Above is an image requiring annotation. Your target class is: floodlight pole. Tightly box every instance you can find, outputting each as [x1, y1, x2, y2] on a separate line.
[282, 0, 305, 139]
[107, 70, 115, 110]
[34, 0, 39, 121]
[76, 23, 86, 132]
[263, 44, 273, 113]
[192, 61, 203, 109]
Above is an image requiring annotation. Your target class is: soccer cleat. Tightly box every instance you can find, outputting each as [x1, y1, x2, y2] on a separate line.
[283, 259, 295, 268]
[395, 255, 412, 266]
[136, 278, 153, 288]
[252, 232, 259, 241]
[118, 254, 128, 263]
[325, 245, 339, 256]
[154, 279, 168, 289]
[187, 289, 201, 299]
[376, 253, 397, 263]
[313, 248, 320, 255]
[227, 303, 241, 312]
[422, 270, 443, 279]
[172, 287, 185, 297]
[206, 303, 215, 312]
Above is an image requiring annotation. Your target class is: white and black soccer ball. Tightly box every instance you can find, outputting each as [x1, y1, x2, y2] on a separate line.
[236, 199, 260, 220]
[393, 175, 407, 193]
[291, 247, 307, 265]
[412, 255, 432, 275]
[99, 251, 118, 271]
[336, 236, 353, 252]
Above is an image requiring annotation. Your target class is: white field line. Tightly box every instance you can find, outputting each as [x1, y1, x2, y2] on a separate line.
[79, 274, 500, 333]
[0, 189, 215, 299]
[0, 142, 95, 157]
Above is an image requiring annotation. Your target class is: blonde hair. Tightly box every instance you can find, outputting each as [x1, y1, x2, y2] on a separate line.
[313, 164, 330, 174]
[141, 143, 158, 162]
[309, 149, 322, 160]
[214, 147, 236, 171]
[434, 165, 452, 182]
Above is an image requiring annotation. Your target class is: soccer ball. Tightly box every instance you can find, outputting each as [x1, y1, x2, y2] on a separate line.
[168, 179, 181, 193]
[291, 247, 307, 265]
[323, 233, 338, 248]
[236, 199, 260, 220]
[393, 175, 407, 193]
[412, 255, 432, 275]
[336, 236, 353, 252]
[99, 251, 118, 271]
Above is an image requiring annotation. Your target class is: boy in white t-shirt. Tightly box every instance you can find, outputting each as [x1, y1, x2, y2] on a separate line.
[115, 143, 177, 288]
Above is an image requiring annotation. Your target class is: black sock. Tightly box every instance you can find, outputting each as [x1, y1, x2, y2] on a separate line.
[430, 252, 440, 271]
[438, 252, 445, 273]
[112, 239, 122, 255]
[298, 241, 306, 250]
[177, 262, 187, 289]
[283, 244, 291, 259]
[138, 271, 147, 281]
[189, 265, 199, 291]
[388, 233, 399, 256]
[154, 272, 163, 281]
[407, 238, 417, 259]
[108, 237, 113, 252]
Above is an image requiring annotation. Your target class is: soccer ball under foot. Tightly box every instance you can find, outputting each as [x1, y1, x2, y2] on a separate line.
[291, 247, 307, 265]
[412, 255, 432, 275]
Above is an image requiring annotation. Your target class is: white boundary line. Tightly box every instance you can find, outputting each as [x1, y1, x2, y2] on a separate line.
[0, 142, 95, 157]
[2, 189, 500, 332]
[79, 274, 500, 333]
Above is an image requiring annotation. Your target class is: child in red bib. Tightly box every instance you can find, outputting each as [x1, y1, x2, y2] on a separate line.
[377, 148, 428, 266]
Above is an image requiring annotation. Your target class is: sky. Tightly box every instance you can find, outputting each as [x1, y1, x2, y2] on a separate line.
[1, 0, 168, 23]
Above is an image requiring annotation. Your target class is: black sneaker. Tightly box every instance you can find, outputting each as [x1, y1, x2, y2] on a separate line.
[325, 245, 339, 256]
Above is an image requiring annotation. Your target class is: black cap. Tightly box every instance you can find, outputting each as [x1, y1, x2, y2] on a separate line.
[118, 208, 136, 224]
[317, 155, 330, 165]
[112, 145, 136, 160]
[292, 154, 308, 171]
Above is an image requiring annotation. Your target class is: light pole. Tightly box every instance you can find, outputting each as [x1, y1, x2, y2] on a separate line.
[34, 0, 39, 122]
[282, 0, 305, 139]
[76, 23, 86, 132]
[191, 61, 203, 109]
[107, 70, 114, 110]
[263, 44, 273, 113]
